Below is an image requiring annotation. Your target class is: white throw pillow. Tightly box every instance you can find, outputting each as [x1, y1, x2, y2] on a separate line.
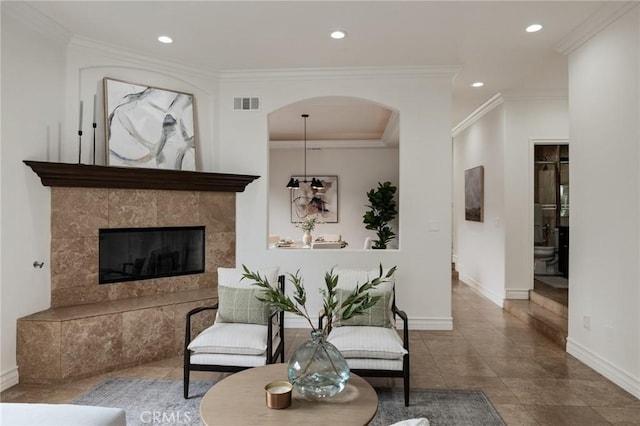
[218, 267, 279, 289]
[333, 267, 395, 293]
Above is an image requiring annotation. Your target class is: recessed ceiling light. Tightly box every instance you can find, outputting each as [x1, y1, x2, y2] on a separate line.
[526, 24, 543, 33]
[471, 82, 484, 88]
[330, 30, 346, 40]
[158, 35, 173, 44]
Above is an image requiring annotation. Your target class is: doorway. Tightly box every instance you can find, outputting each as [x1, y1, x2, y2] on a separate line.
[533, 143, 569, 307]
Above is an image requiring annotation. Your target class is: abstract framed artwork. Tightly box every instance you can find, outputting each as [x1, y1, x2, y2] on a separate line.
[290, 176, 338, 223]
[465, 166, 484, 222]
[104, 78, 197, 170]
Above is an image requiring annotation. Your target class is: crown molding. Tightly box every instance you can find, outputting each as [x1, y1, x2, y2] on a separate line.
[451, 93, 504, 137]
[269, 139, 389, 150]
[501, 89, 568, 101]
[219, 66, 461, 83]
[555, 1, 639, 55]
[69, 35, 218, 82]
[2, 2, 72, 46]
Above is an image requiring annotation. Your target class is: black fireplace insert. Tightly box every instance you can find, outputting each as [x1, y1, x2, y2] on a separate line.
[99, 226, 205, 284]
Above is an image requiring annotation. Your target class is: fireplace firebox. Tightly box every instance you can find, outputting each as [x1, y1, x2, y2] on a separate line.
[99, 226, 205, 284]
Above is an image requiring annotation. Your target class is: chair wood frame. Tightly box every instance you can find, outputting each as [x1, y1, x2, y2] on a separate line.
[320, 295, 410, 406]
[183, 275, 285, 399]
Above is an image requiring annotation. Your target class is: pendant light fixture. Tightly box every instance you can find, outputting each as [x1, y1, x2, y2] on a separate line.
[287, 114, 323, 190]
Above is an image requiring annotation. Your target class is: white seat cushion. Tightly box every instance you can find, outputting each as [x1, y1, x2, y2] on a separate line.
[190, 353, 267, 368]
[328, 326, 407, 360]
[344, 358, 404, 371]
[188, 322, 268, 356]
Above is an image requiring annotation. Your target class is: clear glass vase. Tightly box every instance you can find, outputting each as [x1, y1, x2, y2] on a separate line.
[287, 330, 350, 400]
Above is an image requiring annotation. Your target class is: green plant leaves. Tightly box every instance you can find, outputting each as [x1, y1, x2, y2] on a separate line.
[242, 264, 397, 335]
[363, 181, 398, 249]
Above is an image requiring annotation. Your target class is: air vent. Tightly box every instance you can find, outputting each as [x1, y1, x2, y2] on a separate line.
[233, 97, 260, 111]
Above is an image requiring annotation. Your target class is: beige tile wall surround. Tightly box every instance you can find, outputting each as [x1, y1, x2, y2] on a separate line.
[50, 187, 235, 307]
[18, 186, 234, 383]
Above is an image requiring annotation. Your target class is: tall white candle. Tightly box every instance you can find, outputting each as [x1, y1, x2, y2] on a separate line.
[93, 94, 97, 124]
[79, 100, 83, 131]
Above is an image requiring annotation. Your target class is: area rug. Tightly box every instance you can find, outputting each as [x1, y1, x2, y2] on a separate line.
[535, 275, 569, 289]
[72, 378, 505, 426]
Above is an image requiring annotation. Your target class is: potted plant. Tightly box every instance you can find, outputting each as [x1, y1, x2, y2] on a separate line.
[242, 264, 396, 400]
[363, 181, 398, 249]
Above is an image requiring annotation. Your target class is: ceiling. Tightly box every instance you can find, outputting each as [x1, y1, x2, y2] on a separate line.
[23, 1, 606, 143]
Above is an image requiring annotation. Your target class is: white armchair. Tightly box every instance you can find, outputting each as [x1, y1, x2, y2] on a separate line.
[322, 267, 410, 406]
[183, 267, 285, 398]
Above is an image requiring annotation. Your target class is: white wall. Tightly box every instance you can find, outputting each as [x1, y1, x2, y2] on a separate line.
[0, 7, 67, 390]
[503, 98, 569, 297]
[64, 38, 217, 170]
[0, 5, 219, 390]
[453, 96, 569, 306]
[453, 104, 507, 306]
[269, 147, 399, 248]
[219, 68, 455, 330]
[567, 6, 640, 398]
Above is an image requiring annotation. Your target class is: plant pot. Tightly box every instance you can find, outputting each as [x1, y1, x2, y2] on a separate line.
[287, 330, 350, 400]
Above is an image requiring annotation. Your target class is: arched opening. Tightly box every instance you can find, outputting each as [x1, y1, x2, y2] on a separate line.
[267, 96, 400, 250]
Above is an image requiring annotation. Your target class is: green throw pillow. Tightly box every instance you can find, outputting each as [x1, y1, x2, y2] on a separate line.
[216, 286, 269, 325]
[334, 288, 393, 327]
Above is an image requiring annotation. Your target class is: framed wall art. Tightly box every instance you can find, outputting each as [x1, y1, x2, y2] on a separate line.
[465, 166, 484, 222]
[290, 176, 338, 223]
[104, 78, 197, 171]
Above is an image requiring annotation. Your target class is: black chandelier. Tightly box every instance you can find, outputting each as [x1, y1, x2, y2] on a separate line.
[286, 114, 323, 190]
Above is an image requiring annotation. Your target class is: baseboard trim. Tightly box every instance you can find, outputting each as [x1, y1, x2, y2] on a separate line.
[505, 289, 530, 299]
[284, 315, 453, 331]
[1, 366, 19, 392]
[567, 338, 640, 399]
[458, 273, 504, 308]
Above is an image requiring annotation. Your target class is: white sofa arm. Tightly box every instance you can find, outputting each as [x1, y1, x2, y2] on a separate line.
[0, 403, 126, 426]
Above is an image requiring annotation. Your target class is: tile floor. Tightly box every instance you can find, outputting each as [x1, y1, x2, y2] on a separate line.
[2, 279, 639, 425]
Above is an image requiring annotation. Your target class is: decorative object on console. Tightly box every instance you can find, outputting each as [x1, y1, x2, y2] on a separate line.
[363, 181, 398, 249]
[297, 214, 319, 247]
[92, 93, 98, 165]
[104, 78, 196, 171]
[78, 100, 83, 164]
[243, 264, 396, 401]
[465, 165, 484, 222]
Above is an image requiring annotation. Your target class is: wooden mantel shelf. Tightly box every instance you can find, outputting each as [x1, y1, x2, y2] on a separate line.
[24, 161, 259, 192]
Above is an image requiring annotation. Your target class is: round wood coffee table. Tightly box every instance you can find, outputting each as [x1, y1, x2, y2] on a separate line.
[200, 363, 378, 425]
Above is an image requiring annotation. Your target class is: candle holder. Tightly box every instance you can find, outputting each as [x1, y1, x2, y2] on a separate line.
[77, 130, 83, 164]
[264, 381, 292, 409]
[92, 122, 97, 165]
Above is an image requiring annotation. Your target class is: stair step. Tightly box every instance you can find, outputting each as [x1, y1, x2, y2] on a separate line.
[530, 290, 568, 319]
[504, 299, 568, 349]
